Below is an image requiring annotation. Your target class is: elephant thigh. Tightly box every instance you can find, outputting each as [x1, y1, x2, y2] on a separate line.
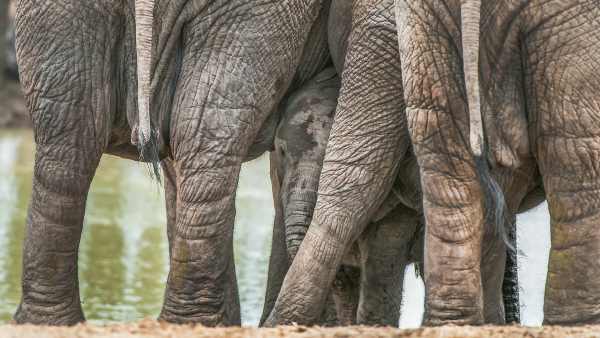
[522, 2, 600, 325]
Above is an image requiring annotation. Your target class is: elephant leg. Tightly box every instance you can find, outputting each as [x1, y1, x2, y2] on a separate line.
[160, 17, 303, 324]
[162, 159, 177, 257]
[320, 292, 342, 326]
[159, 145, 243, 325]
[357, 205, 419, 326]
[480, 217, 507, 324]
[522, 4, 600, 325]
[331, 265, 361, 325]
[265, 1, 408, 325]
[260, 154, 290, 326]
[396, 1, 486, 325]
[14, 0, 115, 325]
[14, 145, 101, 325]
[160, 114, 252, 325]
[262, 68, 339, 326]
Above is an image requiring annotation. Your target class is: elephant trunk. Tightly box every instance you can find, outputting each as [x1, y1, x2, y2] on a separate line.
[282, 164, 321, 261]
[134, 0, 160, 178]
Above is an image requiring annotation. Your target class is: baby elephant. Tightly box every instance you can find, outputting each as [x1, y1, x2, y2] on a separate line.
[258, 62, 427, 326]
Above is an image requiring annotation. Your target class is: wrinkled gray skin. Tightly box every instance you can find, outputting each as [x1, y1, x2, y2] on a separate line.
[162, 65, 341, 324]
[262, 1, 535, 326]
[259, 42, 426, 326]
[265, 0, 487, 326]
[261, 1, 426, 326]
[259, 68, 346, 326]
[396, 0, 600, 325]
[267, 0, 600, 327]
[3, 0, 17, 79]
[14, 0, 335, 326]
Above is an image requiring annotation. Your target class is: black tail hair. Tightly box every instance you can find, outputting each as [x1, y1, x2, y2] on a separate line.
[137, 127, 162, 184]
[474, 154, 514, 253]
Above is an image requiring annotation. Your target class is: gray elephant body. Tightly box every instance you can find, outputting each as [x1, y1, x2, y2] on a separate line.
[395, 0, 600, 325]
[14, 0, 337, 326]
[268, 0, 600, 327]
[263, 0, 547, 323]
[265, 0, 475, 326]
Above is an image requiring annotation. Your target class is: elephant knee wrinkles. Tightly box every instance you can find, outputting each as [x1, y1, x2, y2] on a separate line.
[33, 163, 94, 197]
[173, 215, 232, 240]
[302, 224, 349, 268]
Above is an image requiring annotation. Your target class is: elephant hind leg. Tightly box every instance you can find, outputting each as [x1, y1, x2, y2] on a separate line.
[260, 153, 290, 326]
[357, 205, 419, 326]
[331, 265, 361, 326]
[481, 217, 507, 325]
[15, 144, 101, 325]
[159, 156, 243, 325]
[265, 1, 408, 326]
[523, 5, 600, 324]
[14, 1, 116, 324]
[162, 158, 177, 257]
[161, 43, 268, 327]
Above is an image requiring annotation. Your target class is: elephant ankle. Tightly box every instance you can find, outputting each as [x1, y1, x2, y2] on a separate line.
[544, 303, 600, 325]
[14, 301, 85, 326]
[158, 310, 225, 326]
[159, 296, 240, 326]
[424, 304, 484, 326]
[261, 312, 278, 328]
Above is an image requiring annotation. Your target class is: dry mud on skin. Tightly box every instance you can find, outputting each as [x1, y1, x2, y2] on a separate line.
[1, 321, 600, 338]
[0, 80, 29, 128]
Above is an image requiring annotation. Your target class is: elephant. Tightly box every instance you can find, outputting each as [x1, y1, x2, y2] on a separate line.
[260, 1, 427, 326]
[3, 0, 17, 79]
[161, 65, 341, 324]
[13, 0, 344, 326]
[264, 0, 573, 327]
[262, 0, 545, 326]
[394, 0, 600, 325]
[266, 0, 600, 327]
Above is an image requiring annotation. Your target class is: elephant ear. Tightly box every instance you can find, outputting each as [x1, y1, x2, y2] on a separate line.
[134, 0, 161, 179]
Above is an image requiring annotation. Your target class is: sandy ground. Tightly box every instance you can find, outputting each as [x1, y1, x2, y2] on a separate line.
[0, 80, 29, 128]
[1, 321, 600, 338]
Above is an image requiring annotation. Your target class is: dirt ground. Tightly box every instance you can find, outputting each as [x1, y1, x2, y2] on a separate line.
[0, 80, 29, 128]
[1, 321, 600, 338]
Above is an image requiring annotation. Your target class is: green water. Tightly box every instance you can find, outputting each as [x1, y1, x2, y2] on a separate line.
[0, 130, 274, 325]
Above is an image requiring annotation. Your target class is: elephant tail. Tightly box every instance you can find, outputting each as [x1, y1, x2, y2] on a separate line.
[461, 0, 512, 250]
[133, 0, 161, 180]
[461, 0, 483, 158]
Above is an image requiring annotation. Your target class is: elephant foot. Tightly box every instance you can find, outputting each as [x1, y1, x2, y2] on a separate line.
[14, 302, 85, 326]
[543, 312, 600, 326]
[423, 317, 484, 327]
[423, 299, 484, 327]
[159, 299, 240, 327]
[158, 308, 224, 326]
[261, 312, 279, 328]
[422, 312, 484, 327]
[158, 312, 204, 326]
